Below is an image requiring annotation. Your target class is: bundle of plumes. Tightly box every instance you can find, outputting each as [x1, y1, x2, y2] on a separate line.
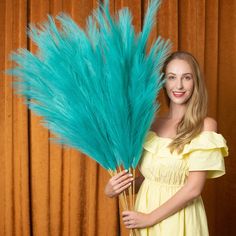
[7, 1, 171, 232]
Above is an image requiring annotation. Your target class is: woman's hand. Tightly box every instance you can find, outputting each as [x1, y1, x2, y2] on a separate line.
[122, 210, 155, 229]
[104, 170, 134, 198]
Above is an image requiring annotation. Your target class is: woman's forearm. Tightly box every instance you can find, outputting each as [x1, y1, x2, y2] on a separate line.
[150, 184, 198, 224]
[150, 171, 207, 225]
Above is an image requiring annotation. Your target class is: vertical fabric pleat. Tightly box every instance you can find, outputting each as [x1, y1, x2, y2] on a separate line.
[217, 1, 236, 235]
[29, 0, 50, 233]
[0, 0, 235, 236]
[156, 0, 179, 114]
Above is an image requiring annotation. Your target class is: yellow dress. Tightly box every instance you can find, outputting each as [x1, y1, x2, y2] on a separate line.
[135, 130, 229, 236]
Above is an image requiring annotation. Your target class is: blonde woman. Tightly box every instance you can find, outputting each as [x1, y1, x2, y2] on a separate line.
[105, 51, 228, 235]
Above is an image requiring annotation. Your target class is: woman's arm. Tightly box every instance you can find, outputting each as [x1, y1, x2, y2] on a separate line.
[122, 171, 207, 229]
[150, 170, 207, 224]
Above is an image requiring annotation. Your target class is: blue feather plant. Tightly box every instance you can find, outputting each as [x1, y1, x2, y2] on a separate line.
[7, 0, 171, 215]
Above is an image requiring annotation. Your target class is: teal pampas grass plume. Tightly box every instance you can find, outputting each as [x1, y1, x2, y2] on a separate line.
[7, 0, 171, 172]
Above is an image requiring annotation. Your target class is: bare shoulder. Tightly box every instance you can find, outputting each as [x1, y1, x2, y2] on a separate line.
[203, 117, 217, 132]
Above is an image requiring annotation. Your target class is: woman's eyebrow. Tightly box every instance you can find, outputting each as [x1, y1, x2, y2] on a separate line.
[166, 72, 193, 76]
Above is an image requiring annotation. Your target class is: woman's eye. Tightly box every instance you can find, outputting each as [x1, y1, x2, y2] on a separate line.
[184, 76, 192, 80]
[168, 76, 175, 80]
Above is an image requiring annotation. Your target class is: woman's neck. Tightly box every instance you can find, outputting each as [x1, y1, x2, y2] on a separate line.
[166, 102, 187, 121]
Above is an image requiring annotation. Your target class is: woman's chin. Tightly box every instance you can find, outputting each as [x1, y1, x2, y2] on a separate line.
[170, 97, 190, 105]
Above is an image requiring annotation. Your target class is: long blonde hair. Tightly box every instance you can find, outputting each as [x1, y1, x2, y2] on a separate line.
[162, 51, 208, 154]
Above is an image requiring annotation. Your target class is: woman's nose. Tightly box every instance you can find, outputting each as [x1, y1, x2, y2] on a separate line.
[176, 78, 183, 89]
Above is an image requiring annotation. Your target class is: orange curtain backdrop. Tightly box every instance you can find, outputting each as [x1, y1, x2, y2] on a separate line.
[0, 0, 235, 236]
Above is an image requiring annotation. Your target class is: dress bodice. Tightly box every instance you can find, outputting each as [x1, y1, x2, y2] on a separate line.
[138, 130, 228, 185]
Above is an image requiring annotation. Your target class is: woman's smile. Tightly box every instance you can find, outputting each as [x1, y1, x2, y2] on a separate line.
[172, 91, 186, 97]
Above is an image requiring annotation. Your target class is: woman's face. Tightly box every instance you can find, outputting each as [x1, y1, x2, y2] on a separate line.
[164, 59, 194, 105]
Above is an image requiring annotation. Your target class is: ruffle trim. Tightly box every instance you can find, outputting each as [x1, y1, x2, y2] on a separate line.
[142, 130, 229, 158]
[182, 131, 228, 157]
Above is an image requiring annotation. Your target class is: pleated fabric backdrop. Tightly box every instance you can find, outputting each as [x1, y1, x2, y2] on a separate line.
[0, 0, 235, 235]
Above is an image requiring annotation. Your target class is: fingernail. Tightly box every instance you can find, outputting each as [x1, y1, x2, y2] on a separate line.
[125, 169, 128, 172]
[129, 173, 133, 177]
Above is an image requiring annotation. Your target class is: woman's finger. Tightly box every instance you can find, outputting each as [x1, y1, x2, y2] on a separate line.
[114, 176, 133, 189]
[114, 181, 132, 194]
[122, 215, 130, 221]
[126, 224, 134, 229]
[112, 169, 129, 181]
[113, 172, 133, 184]
[122, 211, 132, 217]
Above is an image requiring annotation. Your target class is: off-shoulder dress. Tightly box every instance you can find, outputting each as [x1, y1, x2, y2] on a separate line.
[135, 131, 229, 236]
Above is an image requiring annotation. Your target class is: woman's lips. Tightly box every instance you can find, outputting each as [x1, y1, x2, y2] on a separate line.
[172, 91, 185, 97]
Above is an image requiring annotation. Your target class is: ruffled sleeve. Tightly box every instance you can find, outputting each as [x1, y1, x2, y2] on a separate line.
[182, 131, 229, 178]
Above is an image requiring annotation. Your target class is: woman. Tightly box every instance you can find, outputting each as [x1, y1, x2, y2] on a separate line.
[105, 51, 228, 235]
